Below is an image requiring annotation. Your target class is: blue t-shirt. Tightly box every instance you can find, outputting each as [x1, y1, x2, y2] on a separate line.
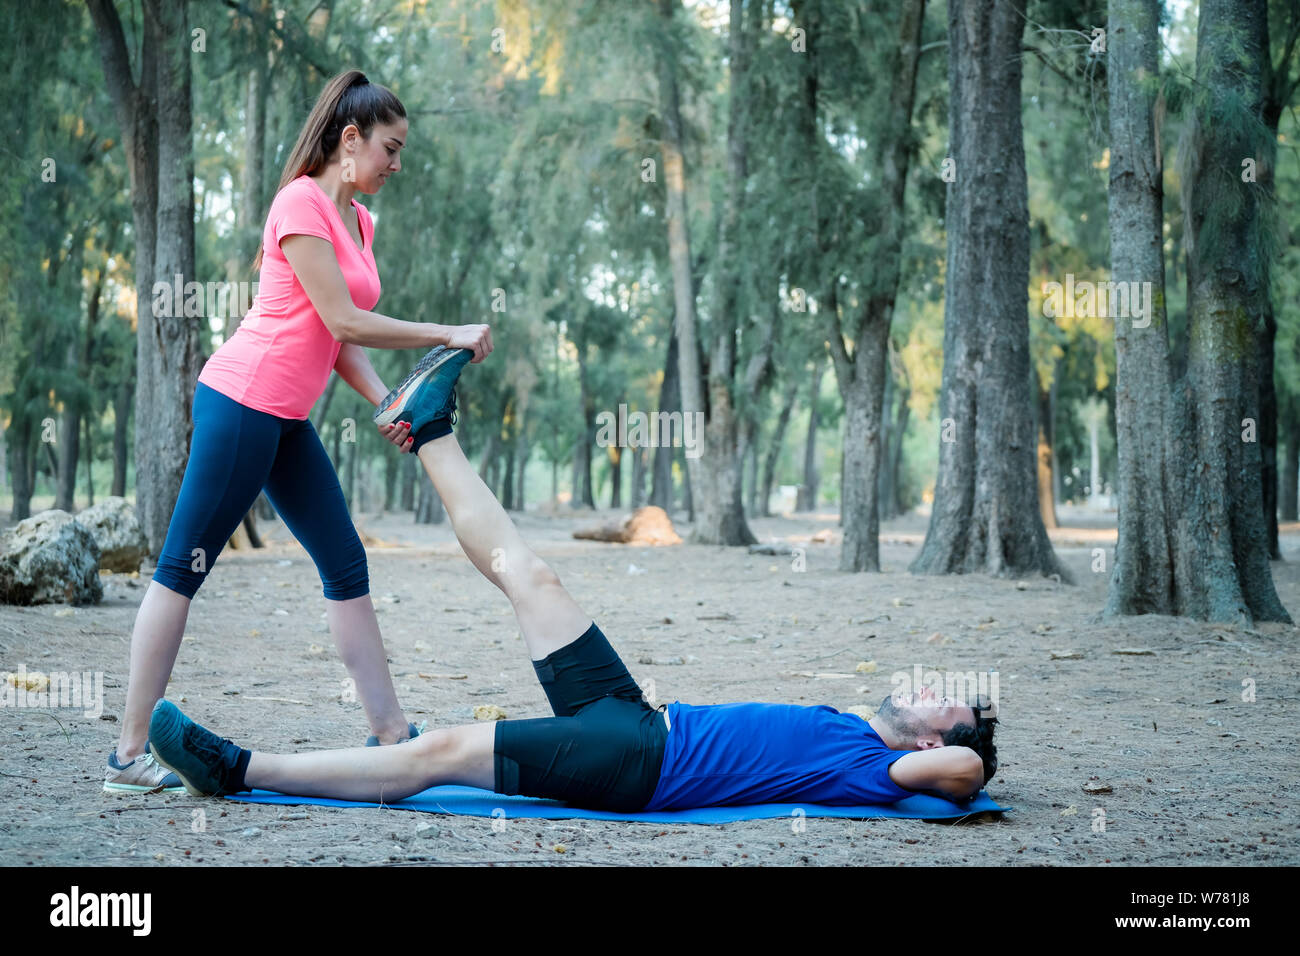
[642, 701, 917, 811]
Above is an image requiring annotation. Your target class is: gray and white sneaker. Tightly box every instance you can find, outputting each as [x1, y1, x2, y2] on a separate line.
[103, 746, 185, 794]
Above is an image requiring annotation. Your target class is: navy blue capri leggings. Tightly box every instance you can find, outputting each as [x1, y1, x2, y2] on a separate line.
[151, 381, 369, 601]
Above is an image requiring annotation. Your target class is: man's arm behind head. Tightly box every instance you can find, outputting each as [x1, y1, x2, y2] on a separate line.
[888, 746, 986, 803]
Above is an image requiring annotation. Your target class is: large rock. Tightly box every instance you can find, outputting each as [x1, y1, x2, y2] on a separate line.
[572, 506, 683, 546]
[0, 510, 103, 606]
[76, 496, 147, 572]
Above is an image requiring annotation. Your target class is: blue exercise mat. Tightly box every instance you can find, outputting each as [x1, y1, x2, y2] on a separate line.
[224, 785, 1007, 823]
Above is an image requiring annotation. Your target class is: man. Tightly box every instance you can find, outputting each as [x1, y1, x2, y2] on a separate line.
[149, 348, 998, 812]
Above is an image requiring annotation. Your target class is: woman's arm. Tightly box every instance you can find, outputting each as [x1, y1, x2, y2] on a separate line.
[282, 233, 447, 349]
[281, 234, 498, 360]
[333, 343, 389, 407]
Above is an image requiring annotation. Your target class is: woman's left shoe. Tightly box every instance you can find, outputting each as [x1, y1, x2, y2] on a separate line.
[372, 346, 471, 433]
[103, 745, 186, 794]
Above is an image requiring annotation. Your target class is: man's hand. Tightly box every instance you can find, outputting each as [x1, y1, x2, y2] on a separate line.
[446, 323, 493, 363]
[379, 419, 414, 453]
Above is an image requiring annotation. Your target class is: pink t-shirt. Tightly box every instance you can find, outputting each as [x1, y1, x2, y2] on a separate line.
[197, 174, 382, 419]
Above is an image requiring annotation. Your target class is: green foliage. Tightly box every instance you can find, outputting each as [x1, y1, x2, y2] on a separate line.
[2, 0, 132, 506]
[8, 0, 1300, 525]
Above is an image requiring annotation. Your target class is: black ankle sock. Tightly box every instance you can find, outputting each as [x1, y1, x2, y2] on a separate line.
[228, 748, 253, 794]
[410, 417, 454, 454]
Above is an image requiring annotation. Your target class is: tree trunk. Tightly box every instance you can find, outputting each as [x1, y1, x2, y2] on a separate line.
[502, 442, 516, 511]
[650, 328, 680, 510]
[880, 338, 912, 519]
[0, 411, 6, 503]
[573, 344, 595, 508]
[112, 380, 130, 498]
[570, 445, 582, 509]
[761, 386, 797, 517]
[88, 0, 201, 559]
[877, 341, 912, 523]
[43, 441, 58, 496]
[1161, 0, 1288, 622]
[241, 38, 269, 272]
[1260, 305, 1279, 558]
[87, 0, 157, 516]
[80, 256, 109, 510]
[838, 454, 845, 528]
[400, 453, 417, 511]
[84, 413, 94, 507]
[655, 0, 755, 545]
[514, 430, 529, 512]
[383, 450, 400, 512]
[737, 319, 781, 519]
[887, 386, 910, 515]
[910, 0, 1064, 580]
[878, 368, 896, 522]
[736, 415, 754, 520]
[1257, 3, 1299, 557]
[479, 428, 500, 489]
[56, 339, 83, 514]
[680, 445, 694, 522]
[55, 229, 93, 513]
[745, 434, 759, 516]
[607, 445, 622, 509]
[8, 418, 34, 521]
[145, 0, 200, 558]
[1036, 368, 1059, 529]
[797, 0, 923, 570]
[1280, 409, 1299, 522]
[631, 445, 647, 508]
[797, 358, 824, 511]
[837, 341, 889, 571]
[879, 373, 911, 522]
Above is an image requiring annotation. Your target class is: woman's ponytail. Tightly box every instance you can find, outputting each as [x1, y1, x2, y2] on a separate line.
[251, 69, 405, 271]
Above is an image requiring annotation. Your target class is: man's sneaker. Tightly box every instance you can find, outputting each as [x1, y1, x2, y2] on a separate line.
[103, 746, 185, 794]
[147, 700, 249, 797]
[373, 345, 445, 427]
[365, 720, 426, 747]
[372, 346, 471, 433]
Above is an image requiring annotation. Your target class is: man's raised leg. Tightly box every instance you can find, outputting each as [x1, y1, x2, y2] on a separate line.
[236, 432, 623, 802]
[413, 433, 590, 661]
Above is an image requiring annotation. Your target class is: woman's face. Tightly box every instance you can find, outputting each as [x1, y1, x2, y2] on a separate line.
[339, 117, 408, 193]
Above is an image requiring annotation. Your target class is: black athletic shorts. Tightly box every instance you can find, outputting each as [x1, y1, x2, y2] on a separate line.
[493, 622, 669, 812]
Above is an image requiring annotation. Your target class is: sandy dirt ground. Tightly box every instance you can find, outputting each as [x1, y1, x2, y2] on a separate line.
[2, 503, 1298, 867]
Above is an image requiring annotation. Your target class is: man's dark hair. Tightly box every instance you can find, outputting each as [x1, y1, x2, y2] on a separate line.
[940, 696, 998, 784]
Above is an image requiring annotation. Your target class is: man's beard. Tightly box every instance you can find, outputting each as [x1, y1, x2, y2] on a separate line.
[877, 695, 932, 745]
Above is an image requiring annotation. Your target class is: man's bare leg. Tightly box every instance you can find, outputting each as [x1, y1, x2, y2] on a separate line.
[240, 722, 497, 800]
[413, 433, 591, 660]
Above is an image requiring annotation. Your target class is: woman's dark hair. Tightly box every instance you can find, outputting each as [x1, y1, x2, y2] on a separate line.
[252, 69, 406, 271]
[940, 696, 998, 785]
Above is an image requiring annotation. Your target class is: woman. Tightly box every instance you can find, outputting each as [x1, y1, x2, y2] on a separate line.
[104, 69, 492, 792]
